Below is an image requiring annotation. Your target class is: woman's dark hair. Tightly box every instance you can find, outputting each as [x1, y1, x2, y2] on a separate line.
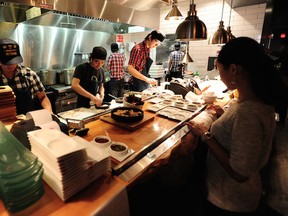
[217, 37, 288, 106]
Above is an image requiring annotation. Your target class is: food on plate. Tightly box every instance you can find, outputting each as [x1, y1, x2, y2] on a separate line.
[125, 93, 144, 106]
[113, 109, 142, 117]
[111, 107, 144, 122]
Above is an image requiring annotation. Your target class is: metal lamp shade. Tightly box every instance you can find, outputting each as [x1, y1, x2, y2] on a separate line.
[211, 21, 230, 44]
[227, 26, 236, 41]
[165, 5, 183, 20]
[181, 52, 193, 63]
[176, 16, 207, 41]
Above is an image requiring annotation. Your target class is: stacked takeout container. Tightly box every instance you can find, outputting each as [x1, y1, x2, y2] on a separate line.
[28, 128, 110, 201]
[0, 122, 44, 212]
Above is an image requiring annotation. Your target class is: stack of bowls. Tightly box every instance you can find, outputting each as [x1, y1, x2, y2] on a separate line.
[0, 122, 44, 212]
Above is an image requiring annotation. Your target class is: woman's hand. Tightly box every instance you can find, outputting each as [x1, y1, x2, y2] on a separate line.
[184, 120, 207, 137]
[207, 104, 224, 118]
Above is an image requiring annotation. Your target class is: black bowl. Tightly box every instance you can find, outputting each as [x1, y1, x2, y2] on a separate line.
[111, 107, 144, 123]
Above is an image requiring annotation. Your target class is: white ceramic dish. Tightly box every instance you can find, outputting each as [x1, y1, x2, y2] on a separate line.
[93, 135, 112, 148]
[109, 142, 128, 157]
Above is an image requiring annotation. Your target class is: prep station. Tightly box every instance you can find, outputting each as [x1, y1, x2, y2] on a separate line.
[0, 79, 232, 215]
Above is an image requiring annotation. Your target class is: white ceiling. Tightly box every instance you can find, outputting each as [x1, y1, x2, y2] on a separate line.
[107, 0, 267, 11]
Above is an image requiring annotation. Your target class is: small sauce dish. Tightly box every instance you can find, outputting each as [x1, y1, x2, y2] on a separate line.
[109, 142, 128, 157]
[93, 135, 111, 148]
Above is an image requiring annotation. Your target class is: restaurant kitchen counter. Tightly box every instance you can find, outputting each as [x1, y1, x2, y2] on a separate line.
[0, 94, 232, 216]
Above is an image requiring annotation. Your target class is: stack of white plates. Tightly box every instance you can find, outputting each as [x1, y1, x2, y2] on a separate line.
[28, 129, 110, 201]
[149, 65, 164, 78]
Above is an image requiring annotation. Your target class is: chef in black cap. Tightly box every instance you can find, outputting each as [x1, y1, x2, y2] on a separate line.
[127, 30, 166, 92]
[72, 46, 107, 108]
[0, 38, 53, 115]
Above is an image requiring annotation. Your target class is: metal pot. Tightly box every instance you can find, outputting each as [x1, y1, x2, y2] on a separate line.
[63, 68, 75, 85]
[56, 70, 65, 84]
[39, 69, 56, 85]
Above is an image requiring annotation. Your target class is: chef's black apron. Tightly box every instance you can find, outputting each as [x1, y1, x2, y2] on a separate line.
[77, 74, 101, 108]
[132, 57, 153, 92]
[0, 74, 41, 115]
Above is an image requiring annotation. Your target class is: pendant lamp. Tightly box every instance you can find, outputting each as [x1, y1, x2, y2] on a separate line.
[181, 45, 193, 63]
[165, 0, 183, 20]
[175, 0, 207, 41]
[211, 0, 229, 44]
[226, 0, 236, 41]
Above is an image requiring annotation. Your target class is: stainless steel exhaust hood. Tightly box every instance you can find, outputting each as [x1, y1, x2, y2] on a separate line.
[3, 0, 167, 30]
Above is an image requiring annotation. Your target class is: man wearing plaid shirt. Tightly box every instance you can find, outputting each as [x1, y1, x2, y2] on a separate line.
[167, 43, 184, 81]
[106, 43, 126, 98]
[127, 30, 165, 91]
[0, 38, 53, 115]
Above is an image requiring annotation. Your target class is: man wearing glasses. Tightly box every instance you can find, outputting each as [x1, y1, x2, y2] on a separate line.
[72, 46, 107, 108]
[127, 30, 166, 92]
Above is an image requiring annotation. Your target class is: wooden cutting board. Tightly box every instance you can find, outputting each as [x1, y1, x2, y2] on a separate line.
[100, 112, 155, 131]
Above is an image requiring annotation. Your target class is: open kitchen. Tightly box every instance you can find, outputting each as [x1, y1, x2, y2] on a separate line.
[1, 0, 288, 215]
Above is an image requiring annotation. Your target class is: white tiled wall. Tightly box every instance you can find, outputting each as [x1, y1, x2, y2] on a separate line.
[122, 0, 266, 77]
[159, 0, 266, 75]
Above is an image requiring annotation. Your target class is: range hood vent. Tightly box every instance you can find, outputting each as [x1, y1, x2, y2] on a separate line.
[3, 0, 162, 30]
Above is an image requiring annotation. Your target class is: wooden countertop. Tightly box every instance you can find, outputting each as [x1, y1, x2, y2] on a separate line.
[0, 102, 182, 216]
[0, 95, 232, 216]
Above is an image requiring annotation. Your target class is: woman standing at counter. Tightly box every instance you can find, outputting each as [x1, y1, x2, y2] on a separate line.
[0, 38, 53, 115]
[127, 30, 165, 92]
[72, 46, 107, 108]
[186, 37, 287, 215]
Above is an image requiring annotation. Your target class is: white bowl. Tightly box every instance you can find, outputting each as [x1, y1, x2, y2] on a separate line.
[109, 142, 128, 157]
[202, 95, 217, 103]
[93, 135, 111, 148]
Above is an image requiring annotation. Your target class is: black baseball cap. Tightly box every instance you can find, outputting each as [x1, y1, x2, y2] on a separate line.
[0, 38, 23, 65]
[91, 46, 107, 60]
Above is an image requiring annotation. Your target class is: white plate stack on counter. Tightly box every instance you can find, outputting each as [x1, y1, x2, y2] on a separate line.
[28, 128, 111, 201]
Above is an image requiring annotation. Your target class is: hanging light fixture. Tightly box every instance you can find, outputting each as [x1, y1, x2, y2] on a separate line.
[211, 0, 229, 44]
[165, 0, 183, 20]
[181, 44, 193, 63]
[175, 0, 207, 41]
[226, 0, 236, 41]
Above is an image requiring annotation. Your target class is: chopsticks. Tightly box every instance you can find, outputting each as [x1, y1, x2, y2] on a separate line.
[200, 85, 210, 93]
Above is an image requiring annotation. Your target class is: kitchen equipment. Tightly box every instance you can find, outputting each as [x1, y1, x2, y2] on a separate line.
[63, 68, 75, 85]
[39, 69, 56, 85]
[56, 70, 65, 84]
[45, 85, 77, 114]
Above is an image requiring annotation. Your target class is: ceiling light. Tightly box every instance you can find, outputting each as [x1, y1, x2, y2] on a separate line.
[226, 0, 236, 41]
[165, 0, 183, 20]
[181, 44, 193, 63]
[211, 0, 229, 44]
[175, 0, 207, 41]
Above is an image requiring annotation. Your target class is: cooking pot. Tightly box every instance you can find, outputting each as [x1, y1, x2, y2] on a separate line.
[56, 70, 65, 84]
[39, 69, 56, 85]
[63, 68, 75, 85]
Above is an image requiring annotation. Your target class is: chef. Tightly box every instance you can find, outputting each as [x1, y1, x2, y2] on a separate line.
[0, 38, 53, 115]
[127, 30, 166, 92]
